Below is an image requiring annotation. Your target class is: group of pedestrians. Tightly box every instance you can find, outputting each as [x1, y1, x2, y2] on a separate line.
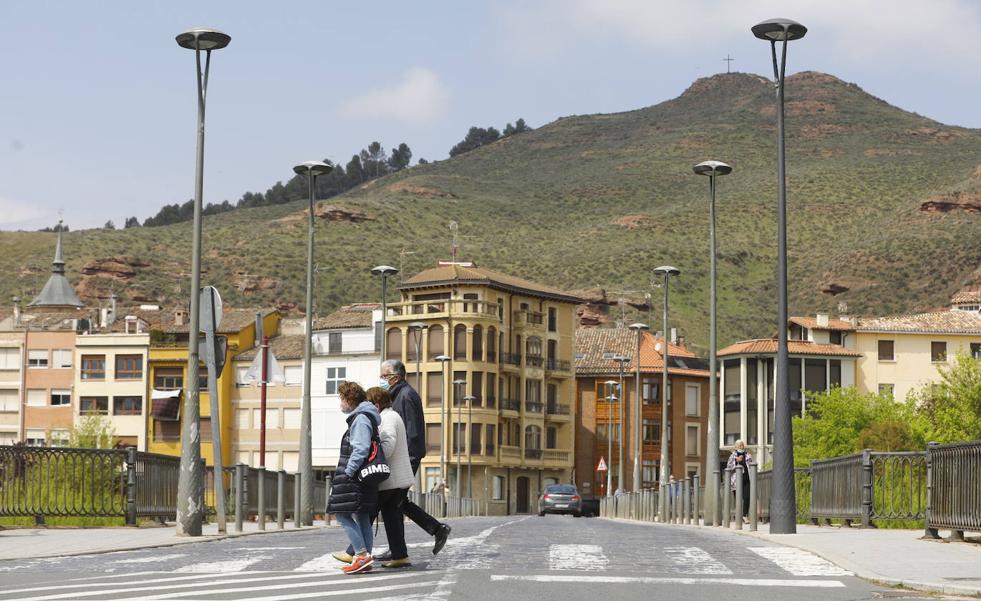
[325, 360, 452, 575]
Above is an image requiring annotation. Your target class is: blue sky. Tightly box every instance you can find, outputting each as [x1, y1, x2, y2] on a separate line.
[3, 0, 981, 230]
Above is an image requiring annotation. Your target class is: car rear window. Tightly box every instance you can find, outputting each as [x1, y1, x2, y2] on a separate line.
[546, 484, 577, 494]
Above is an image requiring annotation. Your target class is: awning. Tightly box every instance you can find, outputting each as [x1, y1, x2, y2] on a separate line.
[151, 389, 181, 420]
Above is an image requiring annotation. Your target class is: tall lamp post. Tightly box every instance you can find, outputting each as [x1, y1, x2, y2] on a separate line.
[452, 379, 467, 495]
[463, 394, 476, 497]
[372, 265, 399, 368]
[174, 27, 230, 537]
[613, 355, 630, 493]
[694, 160, 733, 526]
[654, 266, 680, 519]
[752, 17, 807, 535]
[409, 322, 428, 388]
[603, 379, 618, 496]
[435, 355, 451, 489]
[293, 160, 334, 526]
[628, 323, 650, 492]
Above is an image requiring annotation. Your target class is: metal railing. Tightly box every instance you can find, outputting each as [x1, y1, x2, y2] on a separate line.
[501, 353, 522, 366]
[405, 490, 482, 518]
[501, 398, 520, 412]
[546, 402, 571, 415]
[926, 440, 981, 540]
[545, 358, 571, 372]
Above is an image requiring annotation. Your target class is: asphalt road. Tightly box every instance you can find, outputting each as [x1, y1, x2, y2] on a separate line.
[0, 516, 956, 601]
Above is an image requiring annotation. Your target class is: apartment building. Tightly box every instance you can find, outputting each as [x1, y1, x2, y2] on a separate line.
[575, 328, 711, 498]
[388, 262, 580, 515]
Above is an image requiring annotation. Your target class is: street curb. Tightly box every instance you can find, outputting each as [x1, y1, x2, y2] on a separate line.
[600, 517, 981, 598]
[1, 524, 338, 561]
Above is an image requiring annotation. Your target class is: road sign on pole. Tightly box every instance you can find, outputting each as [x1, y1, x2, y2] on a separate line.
[199, 286, 226, 533]
[596, 457, 608, 472]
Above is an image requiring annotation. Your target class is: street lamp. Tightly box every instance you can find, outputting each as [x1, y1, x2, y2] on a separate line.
[435, 355, 451, 490]
[694, 160, 733, 526]
[603, 379, 619, 497]
[293, 159, 333, 526]
[628, 323, 650, 492]
[612, 355, 630, 493]
[653, 265, 680, 520]
[464, 394, 476, 498]
[453, 379, 467, 496]
[371, 265, 399, 369]
[752, 16, 807, 535]
[174, 27, 230, 538]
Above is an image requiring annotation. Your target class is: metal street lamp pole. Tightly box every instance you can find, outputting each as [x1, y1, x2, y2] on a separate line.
[694, 160, 733, 526]
[175, 27, 230, 537]
[453, 379, 466, 495]
[372, 266, 399, 369]
[410, 322, 427, 388]
[628, 323, 650, 492]
[436, 355, 451, 490]
[464, 394, 476, 498]
[603, 380, 618, 497]
[654, 266, 680, 519]
[613, 355, 629, 492]
[293, 160, 333, 526]
[753, 17, 807, 535]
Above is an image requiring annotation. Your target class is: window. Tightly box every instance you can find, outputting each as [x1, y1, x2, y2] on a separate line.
[283, 408, 301, 429]
[80, 396, 109, 415]
[26, 389, 46, 407]
[453, 325, 467, 360]
[642, 460, 658, 484]
[115, 355, 143, 380]
[643, 419, 660, 443]
[199, 417, 213, 443]
[52, 349, 72, 369]
[253, 408, 280, 429]
[27, 350, 48, 368]
[153, 420, 181, 442]
[686, 425, 699, 456]
[642, 378, 659, 404]
[426, 423, 442, 453]
[829, 330, 843, 345]
[931, 341, 947, 362]
[426, 467, 441, 493]
[878, 383, 895, 398]
[328, 332, 342, 354]
[284, 366, 302, 386]
[804, 359, 826, 392]
[427, 325, 445, 360]
[453, 423, 466, 454]
[487, 327, 497, 361]
[487, 376, 497, 408]
[548, 307, 557, 332]
[789, 324, 806, 341]
[198, 367, 209, 391]
[546, 426, 557, 449]
[282, 452, 299, 472]
[470, 423, 482, 454]
[81, 355, 106, 380]
[452, 371, 467, 405]
[0, 348, 20, 370]
[486, 424, 495, 455]
[830, 360, 842, 388]
[386, 328, 401, 360]
[472, 326, 483, 361]
[0, 390, 17, 412]
[50, 390, 71, 406]
[493, 475, 505, 500]
[113, 396, 142, 415]
[971, 343, 981, 359]
[685, 384, 699, 416]
[235, 409, 250, 429]
[723, 360, 740, 401]
[154, 367, 183, 391]
[878, 340, 894, 361]
[525, 424, 542, 450]
[426, 372, 442, 407]
[325, 367, 347, 395]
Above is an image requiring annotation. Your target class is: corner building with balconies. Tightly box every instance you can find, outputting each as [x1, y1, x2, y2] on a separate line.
[389, 262, 581, 515]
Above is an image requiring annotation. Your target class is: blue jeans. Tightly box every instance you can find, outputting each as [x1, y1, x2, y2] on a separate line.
[336, 511, 373, 555]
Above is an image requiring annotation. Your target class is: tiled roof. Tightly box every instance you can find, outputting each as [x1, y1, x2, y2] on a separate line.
[156, 308, 278, 335]
[313, 303, 379, 331]
[399, 264, 583, 304]
[718, 338, 861, 357]
[9, 309, 89, 331]
[951, 289, 981, 304]
[856, 310, 981, 335]
[789, 316, 855, 332]
[575, 327, 708, 377]
[235, 334, 306, 361]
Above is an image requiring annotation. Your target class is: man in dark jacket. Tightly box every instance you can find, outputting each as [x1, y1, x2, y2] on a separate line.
[381, 359, 451, 556]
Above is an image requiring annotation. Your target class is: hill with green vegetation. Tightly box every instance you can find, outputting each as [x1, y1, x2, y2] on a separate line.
[2, 71, 979, 353]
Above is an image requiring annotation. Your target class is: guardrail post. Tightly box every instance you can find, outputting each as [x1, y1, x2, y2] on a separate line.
[125, 447, 137, 527]
[714, 468, 723, 526]
[293, 472, 302, 528]
[723, 467, 732, 528]
[923, 443, 940, 539]
[277, 470, 286, 530]
[693, 475, 700, 526]
[257, 467, 266, 530]
[235, 463, 245, 533]
[734, 466, 744, 530]
[749, 464, 758, 532]
[861, 449, 874, 528]
[682, 478, 691, 524]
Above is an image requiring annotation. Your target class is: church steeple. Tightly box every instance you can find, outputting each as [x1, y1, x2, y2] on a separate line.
[28, 221, 84, 309]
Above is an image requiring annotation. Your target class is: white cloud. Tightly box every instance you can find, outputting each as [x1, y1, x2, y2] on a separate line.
[339, 67, 450, 125]
[0, 196, 51, 225]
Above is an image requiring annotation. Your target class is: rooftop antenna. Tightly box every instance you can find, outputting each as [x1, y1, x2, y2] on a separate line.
[724, 54, 734, 73]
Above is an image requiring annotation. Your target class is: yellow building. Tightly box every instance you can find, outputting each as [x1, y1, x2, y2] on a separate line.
[146, 307, 280, 465]
[388, 262, 581, 515]
[853, 292, 981, 401]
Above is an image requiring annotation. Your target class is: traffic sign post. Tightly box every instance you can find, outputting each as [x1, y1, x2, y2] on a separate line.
[596, 457, 608, 472]
[200, 286, 226, 533]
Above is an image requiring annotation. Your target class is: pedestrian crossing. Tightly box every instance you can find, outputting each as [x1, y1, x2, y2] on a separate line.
[0, 541, 854, 601]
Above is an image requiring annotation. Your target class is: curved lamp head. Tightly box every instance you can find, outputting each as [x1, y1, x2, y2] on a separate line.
[176, 28, 231, 50]
[371, 265, 399, 277]
[292, 160, 333, 177]
[603, 380, 619, 386]
[463, 395, 477, 401]
[435, 355, 451, 362]
[653, 266, 681, 278]
[628, 322, 650, 332]
[751, 18, 807, 41]
[693, 160, 733, 177]
[452, 379, 467, 386]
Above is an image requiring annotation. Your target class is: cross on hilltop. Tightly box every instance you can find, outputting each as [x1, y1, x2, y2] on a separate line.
[724, 55, 734, 73]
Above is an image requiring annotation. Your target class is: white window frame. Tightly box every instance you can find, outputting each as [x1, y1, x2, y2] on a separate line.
[0, 390, 18, 412]
[50, 389, 71, 406]
[26, 389, 46, 407]
[0, 348, 19, 370]
[27, 350, 48, 368]
[283, 408, 301, 429]
[284, 365, 302, 386]
[325, 366, 347, 395]
[52, 349, 72, 369]
[685, 384, 700, 417]
[685, 423, 700, 457]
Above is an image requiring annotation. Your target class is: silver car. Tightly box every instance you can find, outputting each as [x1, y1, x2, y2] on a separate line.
[537, 483, 582, 517]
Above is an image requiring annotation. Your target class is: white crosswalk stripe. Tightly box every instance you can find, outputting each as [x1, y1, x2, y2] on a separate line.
[663, 546, 733, 575]
[748, 547, 853, 576]
[548, 544, 609, 570]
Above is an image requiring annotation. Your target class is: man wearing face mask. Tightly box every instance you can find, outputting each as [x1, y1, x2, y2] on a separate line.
[379, 359, 451, 556]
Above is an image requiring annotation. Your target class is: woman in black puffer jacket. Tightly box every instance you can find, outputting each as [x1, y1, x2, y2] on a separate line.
[326, 382, 382, 575]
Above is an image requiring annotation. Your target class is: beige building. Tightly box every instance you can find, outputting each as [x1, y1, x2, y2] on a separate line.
[0, 328, 25, 445]
[853, 292, 981, 401]
[387, 262, 581, 515]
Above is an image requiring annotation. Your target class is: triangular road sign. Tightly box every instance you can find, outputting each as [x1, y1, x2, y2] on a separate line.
[596, 457, 608, 472]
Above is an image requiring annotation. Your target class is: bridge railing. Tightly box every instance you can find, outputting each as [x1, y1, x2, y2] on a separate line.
[406, 490, 483, 518]
[926, 440, 981, 540]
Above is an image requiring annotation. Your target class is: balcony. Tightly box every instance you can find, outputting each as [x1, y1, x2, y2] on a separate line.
[544, 450, 571, 463]
[525, 448, 543, 460]
[501, 353, 522, 367]
[513, 310, 544, 329]
[525, 401, 544, 414]
[386, 299, 500, 322]
[545, 358, 571, 373]
[501, 398, 520, 413]
[526, 354, 544, 368]
[545, 402, 571, 420]
[500, 445, 521, 461]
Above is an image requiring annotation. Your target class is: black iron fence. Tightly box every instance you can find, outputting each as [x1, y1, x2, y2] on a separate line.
[926, 440, 981, 540]
[406, 490, 483, 518]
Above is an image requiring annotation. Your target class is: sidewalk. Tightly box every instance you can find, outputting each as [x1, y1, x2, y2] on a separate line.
[0, 520, 334, 561]
[702, 521, 981, 597]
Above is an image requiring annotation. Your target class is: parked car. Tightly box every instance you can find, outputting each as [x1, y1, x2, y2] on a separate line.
[537, 483, 582, 517]
[580, 498, 600, 517]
